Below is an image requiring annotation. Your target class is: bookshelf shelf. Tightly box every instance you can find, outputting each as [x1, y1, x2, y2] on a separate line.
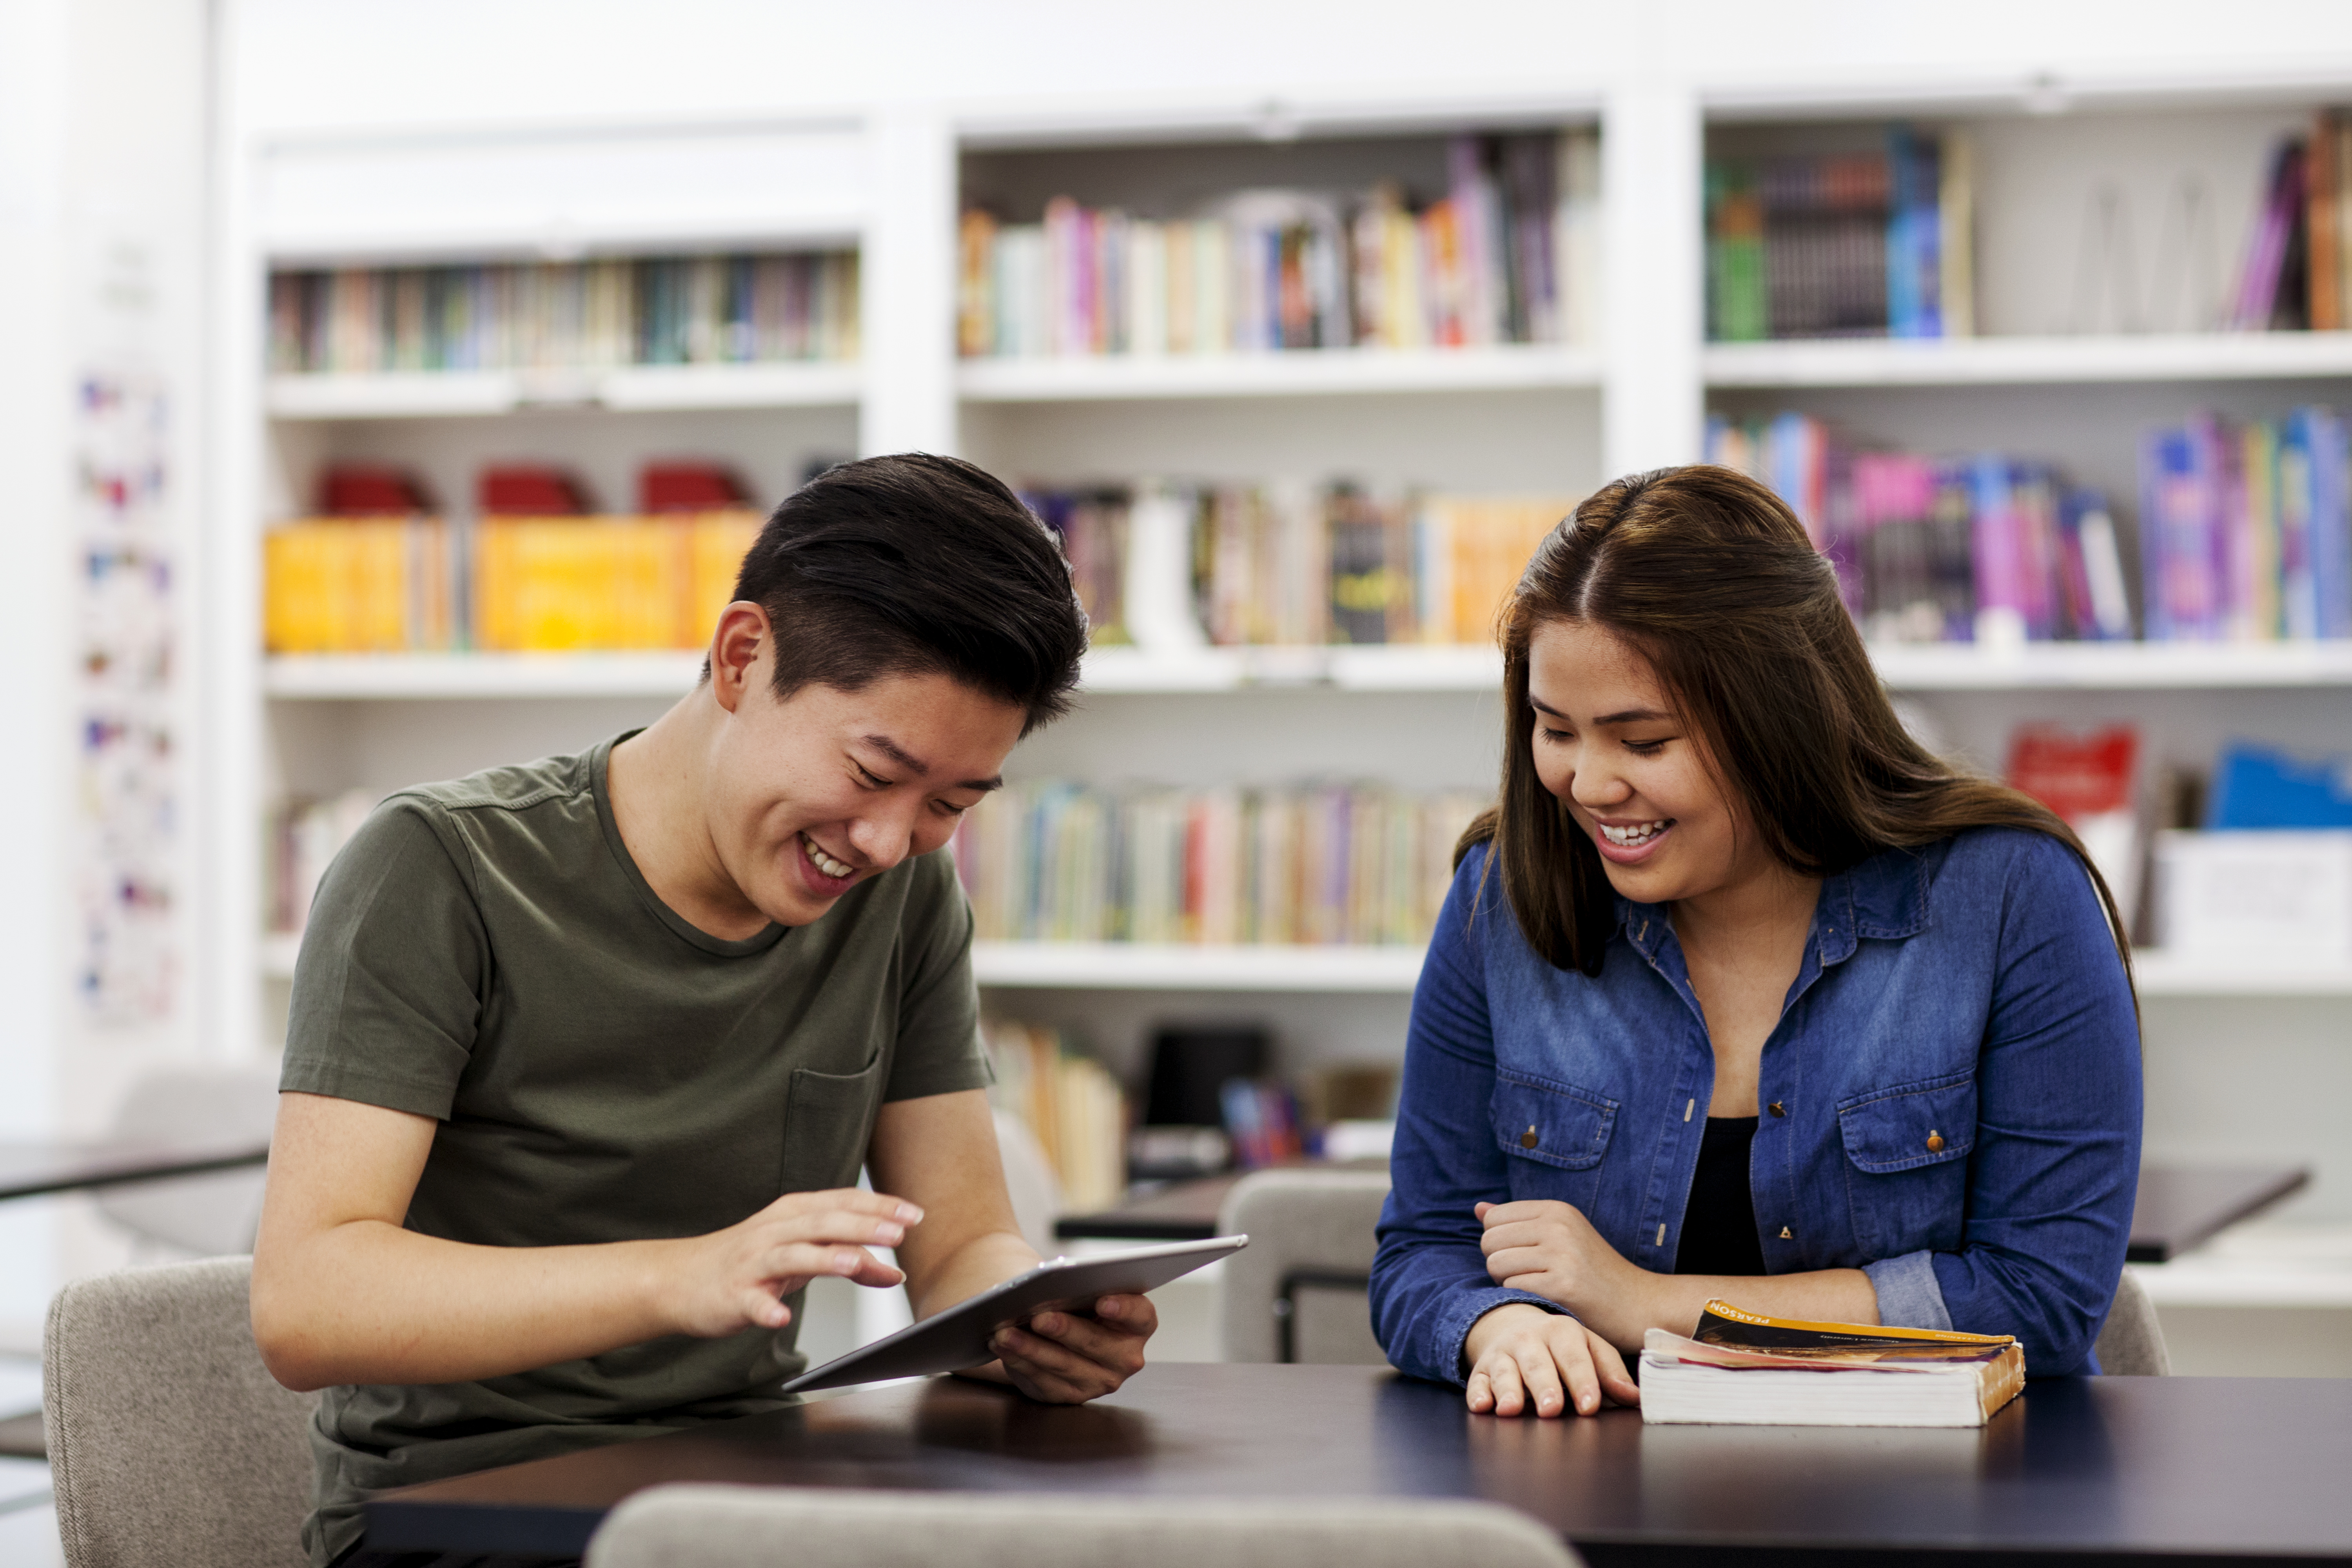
[260, 641, 2352, 701]
[1703, 332, 2352, 389]
[956, 345, 1601, 403]
[265, 361, 862, 421]
[963, 942, 2352, 999]
[971, 941, 1425, 992]
[263, 652, 706, 700]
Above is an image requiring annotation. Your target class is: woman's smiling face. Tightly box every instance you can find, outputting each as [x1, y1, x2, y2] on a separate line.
[1526, 618, 1763, 906]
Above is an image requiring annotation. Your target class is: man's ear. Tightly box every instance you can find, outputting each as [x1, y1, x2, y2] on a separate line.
[709, 601, 771, 715]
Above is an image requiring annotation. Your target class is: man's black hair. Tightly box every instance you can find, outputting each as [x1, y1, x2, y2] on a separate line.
[720, 452, 1087, 735]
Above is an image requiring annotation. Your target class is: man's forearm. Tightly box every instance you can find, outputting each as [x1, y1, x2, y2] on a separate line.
[252, 1219, 683, 1392]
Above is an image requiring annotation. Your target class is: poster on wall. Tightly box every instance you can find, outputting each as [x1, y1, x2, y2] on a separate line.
[73, 235, 181, 1027]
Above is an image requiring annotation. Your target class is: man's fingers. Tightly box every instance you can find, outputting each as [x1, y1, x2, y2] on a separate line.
[740, 1289, 792, 1330]
[765, 1206, 911, 1250]
[762, 1242, 898, 1288]
[1093, 1294, 1157, 1334]
[1024, 1312, 1144, 1370]
[769, 1188, 924, 1225]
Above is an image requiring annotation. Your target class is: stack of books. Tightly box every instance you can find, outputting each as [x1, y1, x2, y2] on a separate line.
[984, 1020, 1129, 1212]
[1707, 127, 1975, 341]
[1708, 414, 2130, 646]
[953, 780, 1488, 948]
[267, 252, 860, 375]
[1642, 1301, 2024, 1428]
[2140, 408, 2352, 641]
[958, 131, 1599, 358]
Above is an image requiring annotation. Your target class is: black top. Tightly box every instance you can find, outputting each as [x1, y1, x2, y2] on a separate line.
[1674, 1115, 1765, 1276]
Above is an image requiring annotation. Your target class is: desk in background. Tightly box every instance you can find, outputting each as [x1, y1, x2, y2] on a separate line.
[371, 1363, 2352, 1565]
[1059, 1163, 2311, 1264]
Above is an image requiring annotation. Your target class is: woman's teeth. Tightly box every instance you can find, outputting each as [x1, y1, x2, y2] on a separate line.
[803, 834, 854, 880]
[1600, 820, 1670, 847]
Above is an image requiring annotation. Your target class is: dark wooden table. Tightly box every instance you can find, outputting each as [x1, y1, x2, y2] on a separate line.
[1059, 1163, 2312, 1264]
[369, 1364, 2352, 1565]
[0, 1138, 269, 1203]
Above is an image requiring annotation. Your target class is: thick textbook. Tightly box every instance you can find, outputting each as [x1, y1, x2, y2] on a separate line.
[1641, 1301, 2024, 1428]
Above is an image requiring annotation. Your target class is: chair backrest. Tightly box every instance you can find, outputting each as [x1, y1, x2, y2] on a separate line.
[45, 1256, 319, 1568]
[94, 1066, 281, 1257]
[586, 1484, 1583, 1568]
[1216, 1167, 1393, 1364]
[2092, 1267, 2172, 1376]
[991, 1110, 1062, 1258]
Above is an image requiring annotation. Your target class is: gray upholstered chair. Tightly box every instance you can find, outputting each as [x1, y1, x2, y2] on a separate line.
[2092, 1267, 2172, 1376]
[1216, 1167, 1393, 1365]
[94, 1065, 280, 1258]
[585, 1484, 1583, 1568]
[45, 1256, 319, 1568]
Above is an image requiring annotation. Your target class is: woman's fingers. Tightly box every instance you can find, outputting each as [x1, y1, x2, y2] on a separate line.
[1588, 1329, 1642, 1406]
[1465, 1367, 1496, 1413]
[1514, 1341, 1566, 1417]
[1550, 1324, 1601, 1415]
[1482, 1350, 1527, 1416]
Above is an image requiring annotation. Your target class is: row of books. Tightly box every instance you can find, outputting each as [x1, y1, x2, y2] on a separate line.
[2141, 409, 2352, 641]
[1707, 414, 2129, 646]
[263, 510, 760, 653]
[952, 780, 1488, 948]
[983, 1020, 1129, 1213]
[957, 131, 1600, 359]
[266, 253, 861, 376]
[1027, 482, 1573, 652]
[1707, 127, 1975, 341]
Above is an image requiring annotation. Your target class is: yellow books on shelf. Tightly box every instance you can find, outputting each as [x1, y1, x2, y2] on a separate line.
[263, 518, 451, 653]
[687, 510, 762, 646]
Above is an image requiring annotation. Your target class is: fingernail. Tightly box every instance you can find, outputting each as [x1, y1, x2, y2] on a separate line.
[835, 1251, 861, 1272]
[1098, 1298, 1122, 1318]
[897, 1203, 924, 1223]
[875, 1223, 904, 1244]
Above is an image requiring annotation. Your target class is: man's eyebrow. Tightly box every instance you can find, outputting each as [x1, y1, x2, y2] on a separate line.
[860, 734, 1002, 793]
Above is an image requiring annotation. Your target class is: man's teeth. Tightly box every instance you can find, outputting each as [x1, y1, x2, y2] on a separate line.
[803, 835, 854, 879]
[1600, 820, 1670, 848]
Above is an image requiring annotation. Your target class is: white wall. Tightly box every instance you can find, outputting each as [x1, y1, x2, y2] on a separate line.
[0, 0, 213, 1342]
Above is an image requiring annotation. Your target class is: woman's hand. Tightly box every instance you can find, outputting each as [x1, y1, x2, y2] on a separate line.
[662, 1188, 922, 1338]
[981, 1293, 1158, 1403]
[1463, 1302, 1639, 1417]
[1477, 1198, 1657, 1350]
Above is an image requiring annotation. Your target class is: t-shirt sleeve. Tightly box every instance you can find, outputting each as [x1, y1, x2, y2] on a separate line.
[880, 847, 993, 1103]
[279, 795, 490, 1120]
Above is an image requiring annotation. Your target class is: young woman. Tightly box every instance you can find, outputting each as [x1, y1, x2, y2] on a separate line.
[1369, 465, 2141, 1420]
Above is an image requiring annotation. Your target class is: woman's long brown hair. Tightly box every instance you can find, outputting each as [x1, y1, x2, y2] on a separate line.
[1459, 465, 2136, 992]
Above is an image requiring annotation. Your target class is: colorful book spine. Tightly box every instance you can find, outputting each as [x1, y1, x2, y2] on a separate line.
[983, 1020, 1129, 1211]
[954, 781, 1486, 951]
[959, 130, 1599, 359]
[267, 252, 858, 374]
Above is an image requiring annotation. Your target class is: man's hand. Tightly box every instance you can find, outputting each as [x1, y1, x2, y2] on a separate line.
[1477, 1198, 1656, 1349]
[982, 1292, 1157, 1403]
[663, 1188, 924, 1338]
[1462, 1301, 1639, 1417]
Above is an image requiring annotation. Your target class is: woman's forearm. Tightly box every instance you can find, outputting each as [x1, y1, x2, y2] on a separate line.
[1617, 1266, 1878, 1352]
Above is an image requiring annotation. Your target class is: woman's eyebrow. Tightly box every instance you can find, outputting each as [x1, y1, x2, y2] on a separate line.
[1593, 707, 1671, 726]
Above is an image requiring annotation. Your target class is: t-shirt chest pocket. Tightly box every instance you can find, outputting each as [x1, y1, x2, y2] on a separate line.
[1492, 1071, 1619, 1191]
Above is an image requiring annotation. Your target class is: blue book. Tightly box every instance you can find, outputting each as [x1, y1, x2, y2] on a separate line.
[1884, 127, 1942, 339]
[2207, 740, 2352, 828]
[2288, 406, 2352, 638]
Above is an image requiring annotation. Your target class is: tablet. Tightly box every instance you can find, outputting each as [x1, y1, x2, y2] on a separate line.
[779, 1234, 1248, 1394]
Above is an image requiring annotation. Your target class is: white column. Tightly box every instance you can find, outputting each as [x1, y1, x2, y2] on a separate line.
[860, 106, 960, 457]
[1601, 73, 1705, 478]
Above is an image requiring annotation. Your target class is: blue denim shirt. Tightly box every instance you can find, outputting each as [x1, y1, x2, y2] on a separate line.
[1371, 827, 2141, 1385]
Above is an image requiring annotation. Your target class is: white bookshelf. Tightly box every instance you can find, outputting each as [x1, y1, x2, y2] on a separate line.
[264, 362, 863, 421]
[1704, 331, 2352, 388]
[259, 640, 2352, 701]
[213, 62, 2352, 1263]
[958, 345, 1601, 403]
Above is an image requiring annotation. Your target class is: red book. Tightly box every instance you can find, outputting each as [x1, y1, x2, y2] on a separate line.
[318, 464, 429, 515]
[478, 466, 590, 515]
[639, 463, 748, 512]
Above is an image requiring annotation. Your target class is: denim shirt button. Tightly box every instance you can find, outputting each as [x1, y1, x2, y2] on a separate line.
[1768, 1101, 1786, 1118]
[1520, 1125, 1539, 1150]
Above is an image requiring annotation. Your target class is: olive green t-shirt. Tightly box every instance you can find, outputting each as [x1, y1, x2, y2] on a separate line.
[279, 734, 991, 1565]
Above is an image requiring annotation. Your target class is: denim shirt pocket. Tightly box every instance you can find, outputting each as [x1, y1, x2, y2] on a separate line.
[1492, 1071, 1619, 1198]
[1837, 1070, 1976, 1258]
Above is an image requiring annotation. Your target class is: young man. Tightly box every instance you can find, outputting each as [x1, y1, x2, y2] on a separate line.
[250, 454, 1156, 1567]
